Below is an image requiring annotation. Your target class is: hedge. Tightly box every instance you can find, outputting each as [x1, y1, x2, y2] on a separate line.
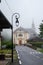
[29, 42, 43, 48]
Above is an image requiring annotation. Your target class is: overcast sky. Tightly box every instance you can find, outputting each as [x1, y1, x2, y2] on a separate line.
[0, 0, 43, 39]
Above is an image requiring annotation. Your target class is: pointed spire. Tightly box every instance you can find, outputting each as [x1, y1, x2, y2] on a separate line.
[32, 20, 35, 31]
[32, 20, 37, 37]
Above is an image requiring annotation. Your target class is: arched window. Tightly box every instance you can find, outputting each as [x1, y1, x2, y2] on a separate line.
[19, 34, 23, 36]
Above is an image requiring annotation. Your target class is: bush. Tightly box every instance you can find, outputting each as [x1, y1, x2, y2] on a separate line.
[2, 41, 10, 49]
[29, 42, 43, 48]
[6, 43, 12, 49]
[2, 40, 15, 49]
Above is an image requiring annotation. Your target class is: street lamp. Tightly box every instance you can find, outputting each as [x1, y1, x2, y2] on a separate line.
[12, 13, 20, 62]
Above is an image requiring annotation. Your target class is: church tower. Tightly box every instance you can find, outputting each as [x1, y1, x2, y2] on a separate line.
[32, 20, 37, 37]
[32, 20, 36, 31]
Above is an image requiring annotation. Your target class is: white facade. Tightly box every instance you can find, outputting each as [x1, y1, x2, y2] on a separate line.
[13, 27, 37, 45]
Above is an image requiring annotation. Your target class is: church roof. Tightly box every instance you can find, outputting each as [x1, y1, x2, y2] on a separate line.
[14, 27, 36, 34]
[14, 27, 38, 39]
[14, 27, 27, 32]
[25, 28, 36, 34]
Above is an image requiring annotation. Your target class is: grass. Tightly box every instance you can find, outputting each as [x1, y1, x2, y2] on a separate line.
[0, 49, 18, 60]
[39, 49, 43, 53]
[37, 48, 43, 53]
[28, 42, 43, 53]
[29, 42, 43, 45]
[0, 49, 19, 65]
[13, 50, 18, 61]
[0, 49, 11, 54]
[29, 42, 43, 48]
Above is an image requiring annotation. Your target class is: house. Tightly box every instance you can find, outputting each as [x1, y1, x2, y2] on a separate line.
[0, 32, 1, 49]
[0, 10, 12, 49]
[13, 24, 37, 45]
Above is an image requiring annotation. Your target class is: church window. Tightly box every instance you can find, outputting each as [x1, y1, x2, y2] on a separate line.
[18, 33, 23, 36]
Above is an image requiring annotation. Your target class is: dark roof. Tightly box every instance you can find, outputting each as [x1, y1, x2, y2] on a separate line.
[0, 11, 12, 30]
[14, 27, 28, 33]
[14, 27, 37, 34]
[13, 27, 38, 38]
[29, 37, 43, 42]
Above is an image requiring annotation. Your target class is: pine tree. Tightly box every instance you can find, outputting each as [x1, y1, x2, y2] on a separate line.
[39, 22, 43, 38]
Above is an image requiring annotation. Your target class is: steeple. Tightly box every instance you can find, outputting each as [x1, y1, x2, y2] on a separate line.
[32, 20, 35, 31]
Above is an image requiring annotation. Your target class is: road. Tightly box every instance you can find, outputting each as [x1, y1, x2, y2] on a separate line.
[15, 45, 43, 65]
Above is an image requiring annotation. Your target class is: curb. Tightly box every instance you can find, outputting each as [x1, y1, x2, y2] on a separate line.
[6, 60, 11, 65]
[16, 50, 22, 65]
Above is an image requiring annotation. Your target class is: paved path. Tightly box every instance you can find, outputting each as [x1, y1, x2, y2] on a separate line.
[9, 59, 19, 65]
[0, 60, 8, 65]
[15, 45, 43, 65]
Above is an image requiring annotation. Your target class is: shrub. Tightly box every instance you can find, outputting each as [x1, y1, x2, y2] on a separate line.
[29, 42, 43, 48]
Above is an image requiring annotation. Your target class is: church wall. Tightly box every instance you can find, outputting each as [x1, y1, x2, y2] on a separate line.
[13, 31, 28, 45]
[13, 28, 33, 45]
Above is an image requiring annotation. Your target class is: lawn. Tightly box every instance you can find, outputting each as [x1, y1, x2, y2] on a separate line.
[0, 49, 18, 60]
[37, 48, 43, 53]
[0, 49, 11, 54]
[29, 42, 43, 48]
[27, 42, 43, 51]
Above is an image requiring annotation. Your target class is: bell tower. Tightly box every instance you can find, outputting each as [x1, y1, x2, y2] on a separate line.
[32, 20, 37, 37]
[32, 20, 35, 31]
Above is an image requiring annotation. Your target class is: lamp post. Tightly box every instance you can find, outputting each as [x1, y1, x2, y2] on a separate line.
[12, 13, 20, 62]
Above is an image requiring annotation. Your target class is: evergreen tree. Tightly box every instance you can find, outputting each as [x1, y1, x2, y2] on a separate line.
[39, 22, 43, 38]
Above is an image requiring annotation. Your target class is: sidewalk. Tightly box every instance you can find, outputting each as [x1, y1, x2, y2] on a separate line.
[9, 59, 19, 65]
[0, 59, 19, 65]
[0, 59, 11, 65]
[0, 60, 9, 65]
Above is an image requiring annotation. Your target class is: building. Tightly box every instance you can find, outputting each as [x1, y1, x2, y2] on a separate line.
[13, 23, 37, 45]
[0, 10, 12, 49]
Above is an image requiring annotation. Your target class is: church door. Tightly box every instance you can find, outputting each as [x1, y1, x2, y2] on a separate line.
[19, 40, 22, 45]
